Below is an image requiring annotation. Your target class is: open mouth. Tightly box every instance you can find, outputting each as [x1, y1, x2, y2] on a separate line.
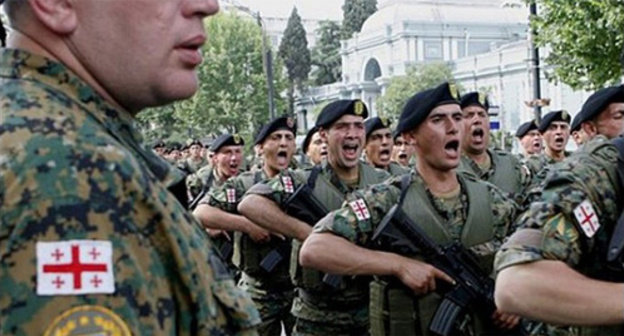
[554, 136, 565, 146]
[398, 153, 407, 160]
[444, 140, 460, 156]
[380, 149, 391, 157]
[320, 150, 328, 157]
[472, 128, 485, 143]
[276, 150, 289, 166]
[342, 143, 359, 159]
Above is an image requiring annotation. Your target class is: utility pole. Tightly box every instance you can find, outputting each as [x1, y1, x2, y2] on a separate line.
[529, 3, 542, 123]
[256, 13, 276, 119]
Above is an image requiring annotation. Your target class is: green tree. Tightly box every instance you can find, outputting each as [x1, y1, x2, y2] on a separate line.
[279, 7, 311, 114]
[376, 62, 456, 119]
[530, 0, 624, 90]
[341, 0, 377, 39]
[311, 20, 342, 85]
[137, 12, 287, 145]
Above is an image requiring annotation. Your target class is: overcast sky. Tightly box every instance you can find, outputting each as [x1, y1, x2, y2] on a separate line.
[232, 0, 343, 21]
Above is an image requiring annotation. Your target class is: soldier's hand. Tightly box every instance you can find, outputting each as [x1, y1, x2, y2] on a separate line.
[206, 228, 231, 241]
[491, 310, 521, 330]
[394, 256, 455, 294]
[246, 225, 271, 243]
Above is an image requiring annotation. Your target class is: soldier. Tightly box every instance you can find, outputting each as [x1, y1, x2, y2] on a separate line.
[194, 116, 297, 336]
[570, 113, 589, 147]
[187, 133, 245, 204]
[391, 132, 416, 168]
[302, 126, 327, 166]
[364, 117, 409, 175]
[153, 140, 167, 157]
[164, 142, 183, 164]
[458, 91, 531, 203]
[179, 139, 209, 174]
[524, 110, 571, 176]
[494, 85, 624, 335]
[238, 99, 390, 336]
[0, 0, 260, 334]
[571, 84, 624, 143]
[494, 141, 624, 334]
[299, 82, 519, 336]
[515, 120, 542, 158]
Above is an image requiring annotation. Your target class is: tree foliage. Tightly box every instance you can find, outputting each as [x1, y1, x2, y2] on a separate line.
[341, 0, 377, 39]
[311, 20, 342, 86]
[530, 0, 624, 90]
[279, 7, 311, 113]
[376, 62, 456, 119]
[136, 12, 287, 145]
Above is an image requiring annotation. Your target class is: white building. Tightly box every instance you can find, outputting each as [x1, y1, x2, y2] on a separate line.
[296, 0, 592, 136]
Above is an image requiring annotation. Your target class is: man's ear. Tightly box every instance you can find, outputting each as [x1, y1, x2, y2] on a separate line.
[29, 0, 77, 34]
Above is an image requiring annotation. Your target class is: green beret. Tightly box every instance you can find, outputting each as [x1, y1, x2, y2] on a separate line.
[538, 110, 571, 133]
[364, 117, 392, 140]
[254, 116, 296, 145]
[460, 91, 489, 111]
[396, 82, 460, 135]
[316, 99, 369, 128]
[576, 85, 624, 126]
[515, 120, 539, 138]
[211, 133, 244, 152]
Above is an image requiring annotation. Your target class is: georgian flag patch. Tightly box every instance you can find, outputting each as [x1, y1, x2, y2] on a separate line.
[281, 175, 294, 193]
[226, 188, 237, 203]
[349, 199, 371, 221]
[37, 240, 115, 295]
[573, 200, 600, 238]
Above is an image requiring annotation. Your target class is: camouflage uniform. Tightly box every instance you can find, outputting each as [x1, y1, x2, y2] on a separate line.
[495, 135, 623, 336]
[315, 170, 518, 336]
[387, 161, 410, 176]
[0, 49, 260, 334]
[459, 149, 532, 205]
[179, 156, 209, 175]
[201, 170, 296, 336]
[245, 161, 389, 336]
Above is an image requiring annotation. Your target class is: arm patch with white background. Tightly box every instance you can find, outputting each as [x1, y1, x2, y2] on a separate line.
[37, 240, 115, 295]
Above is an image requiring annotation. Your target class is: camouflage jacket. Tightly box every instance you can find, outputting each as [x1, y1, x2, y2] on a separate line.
[496, 136, 623, 336]
[186, 165, 225, 204]
[179, 156, 208, 175]
[0, 48, 260, 335]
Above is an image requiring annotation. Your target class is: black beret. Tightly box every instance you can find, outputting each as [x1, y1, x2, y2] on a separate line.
[316, 99, 368, 128]
[538, 110, 571, 133]
[254, 116, 297, 145]
[570, 113, 583, 133]
[364, 117, 392, 140]
[515, 120, 539, 138]
[396, 82, 461, 135]
[169, 142, 182, 151]
[152, 140, 166, 149]
[460, 91, 489, 111]
[302, 126, 319, 153]
[187, 139, 202, 147]
[576, 85, 624, 126]
[210, 133, 244, 152]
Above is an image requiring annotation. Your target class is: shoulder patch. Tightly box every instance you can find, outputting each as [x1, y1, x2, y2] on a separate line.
[281, 175, 294, 193]
[44, 305, 131, 336]
[573, 199, 600, 238]
[226, 188, 237, 203]
[37, 240, 114, 295]
[349, 199, 371, 221]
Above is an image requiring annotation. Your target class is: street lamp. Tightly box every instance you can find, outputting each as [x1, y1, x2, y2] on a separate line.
[223, 1, 276, 119]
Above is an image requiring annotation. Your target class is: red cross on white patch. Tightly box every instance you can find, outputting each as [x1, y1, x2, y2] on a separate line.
[37, 240, 114, 295]
[349, 199, 371, 221]
[573, 200, 600, 238]
[226, 188, 237, 203]
[282, 176, 294, 193]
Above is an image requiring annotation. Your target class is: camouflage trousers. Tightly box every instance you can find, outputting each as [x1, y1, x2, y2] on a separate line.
[239, 276, 296, 336]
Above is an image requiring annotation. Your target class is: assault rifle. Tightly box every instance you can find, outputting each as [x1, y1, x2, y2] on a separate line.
[372, 204, 512, 336]
[279, 180, 343, 288]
